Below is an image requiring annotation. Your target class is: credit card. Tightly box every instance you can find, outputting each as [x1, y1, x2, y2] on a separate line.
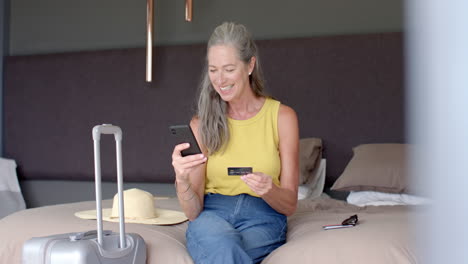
[227, 167, 253, 176]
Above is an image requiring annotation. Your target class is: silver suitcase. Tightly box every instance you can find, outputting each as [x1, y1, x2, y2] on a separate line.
[22, 124, 147, 264]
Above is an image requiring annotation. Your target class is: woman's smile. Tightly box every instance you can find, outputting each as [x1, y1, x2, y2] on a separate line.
[220, 84, 234, 91]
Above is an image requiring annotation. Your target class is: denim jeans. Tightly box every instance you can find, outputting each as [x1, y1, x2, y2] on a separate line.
[186, 193, 287, 264]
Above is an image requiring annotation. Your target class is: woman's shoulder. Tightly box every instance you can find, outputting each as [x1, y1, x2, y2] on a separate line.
[263, 97, 297, 120]
[277, 103, 299, 141]
[278, 103, 297, 118]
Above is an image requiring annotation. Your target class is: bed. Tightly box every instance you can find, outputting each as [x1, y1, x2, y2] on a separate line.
[1, 32, 417, 263]
[0, 196, 424, 264]
[0, 142, 425, 263]
[0, 196, 425, 264]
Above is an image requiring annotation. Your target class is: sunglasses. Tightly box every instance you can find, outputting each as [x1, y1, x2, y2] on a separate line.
[341, 214, 358, 226]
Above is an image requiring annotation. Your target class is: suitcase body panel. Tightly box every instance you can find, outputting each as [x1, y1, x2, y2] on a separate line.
[23, 232, 146, 264]
[22, 125, 147, 264]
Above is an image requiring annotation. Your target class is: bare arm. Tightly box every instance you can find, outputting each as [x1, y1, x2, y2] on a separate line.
[172, 118, 207, 220]
[241, 104, 299, 216]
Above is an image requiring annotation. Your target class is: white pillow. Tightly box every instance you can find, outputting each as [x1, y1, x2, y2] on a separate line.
[0, 158, 26, 219]
[298, 159, 326, 200]
[347, 190, 430, 207]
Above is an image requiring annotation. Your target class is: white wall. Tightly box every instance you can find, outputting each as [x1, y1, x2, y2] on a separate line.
[406, 0, 468, 262]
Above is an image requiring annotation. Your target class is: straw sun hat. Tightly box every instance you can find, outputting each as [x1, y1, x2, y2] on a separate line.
[75, 188, 188, 225]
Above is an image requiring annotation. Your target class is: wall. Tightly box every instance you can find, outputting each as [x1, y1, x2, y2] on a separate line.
[20, 181, 176, 208]
[1, 0, 10, 154]
[9, 0, 403, 55]
[5, 0, 404, 207]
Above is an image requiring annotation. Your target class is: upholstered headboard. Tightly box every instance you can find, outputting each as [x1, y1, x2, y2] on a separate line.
[4, 32, 405, 190]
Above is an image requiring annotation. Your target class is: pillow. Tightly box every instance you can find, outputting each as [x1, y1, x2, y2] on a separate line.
[299, 138, 323, 184]
[347, 191, 430, 207]
[331, 143, 411, 193]
[298, 159, 326, 200]
[0, 158, 26, 218]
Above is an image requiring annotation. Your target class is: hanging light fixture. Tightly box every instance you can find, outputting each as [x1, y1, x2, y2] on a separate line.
[146, 0, 154, 82]
[146, 0, 193, 82]
[185, 0, 193, 22]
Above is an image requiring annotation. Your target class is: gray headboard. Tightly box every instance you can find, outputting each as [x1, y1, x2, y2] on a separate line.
[4, 32, 405, 190]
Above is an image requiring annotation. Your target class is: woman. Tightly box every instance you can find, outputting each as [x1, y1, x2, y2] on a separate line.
[171, 22, 299, 264]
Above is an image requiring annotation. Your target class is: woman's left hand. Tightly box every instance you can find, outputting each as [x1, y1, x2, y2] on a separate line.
[241, 172, 273, 196]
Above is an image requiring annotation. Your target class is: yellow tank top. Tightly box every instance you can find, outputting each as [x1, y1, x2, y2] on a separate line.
[205, 97, 281, 197]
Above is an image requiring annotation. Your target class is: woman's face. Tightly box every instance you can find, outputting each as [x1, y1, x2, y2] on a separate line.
[207, 44, 254, 102]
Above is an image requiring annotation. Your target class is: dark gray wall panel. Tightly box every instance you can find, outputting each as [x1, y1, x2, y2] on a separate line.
[4, 33, 405, 189]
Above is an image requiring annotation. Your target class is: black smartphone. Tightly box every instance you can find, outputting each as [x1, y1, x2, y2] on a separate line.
[169, 125, 202, 157]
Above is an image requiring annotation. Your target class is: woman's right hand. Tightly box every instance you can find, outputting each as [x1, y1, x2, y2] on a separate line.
[172, 143, 207, 182]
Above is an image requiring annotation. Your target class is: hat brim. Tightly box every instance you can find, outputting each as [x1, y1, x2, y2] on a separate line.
[75, 208, 188, 226]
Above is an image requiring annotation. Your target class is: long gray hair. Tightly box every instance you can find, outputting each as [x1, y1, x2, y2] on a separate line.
[197, 22, 266, 155]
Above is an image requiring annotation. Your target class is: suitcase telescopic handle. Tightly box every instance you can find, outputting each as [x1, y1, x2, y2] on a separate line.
[92, 124, 126, 248]
[92, 124, 122, 141]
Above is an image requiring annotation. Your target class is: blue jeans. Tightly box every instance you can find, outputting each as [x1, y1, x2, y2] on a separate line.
[186, 193, 287, 264]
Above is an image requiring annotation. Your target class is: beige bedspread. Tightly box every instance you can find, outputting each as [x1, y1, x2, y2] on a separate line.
[265, 198, 422, 264]
[0, 197, 422, 263]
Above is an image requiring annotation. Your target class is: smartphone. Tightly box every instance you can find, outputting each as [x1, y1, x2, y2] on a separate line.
[169, 125, 202, 157]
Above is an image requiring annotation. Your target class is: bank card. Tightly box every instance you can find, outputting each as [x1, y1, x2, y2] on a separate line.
[227, 167, 253, 176]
